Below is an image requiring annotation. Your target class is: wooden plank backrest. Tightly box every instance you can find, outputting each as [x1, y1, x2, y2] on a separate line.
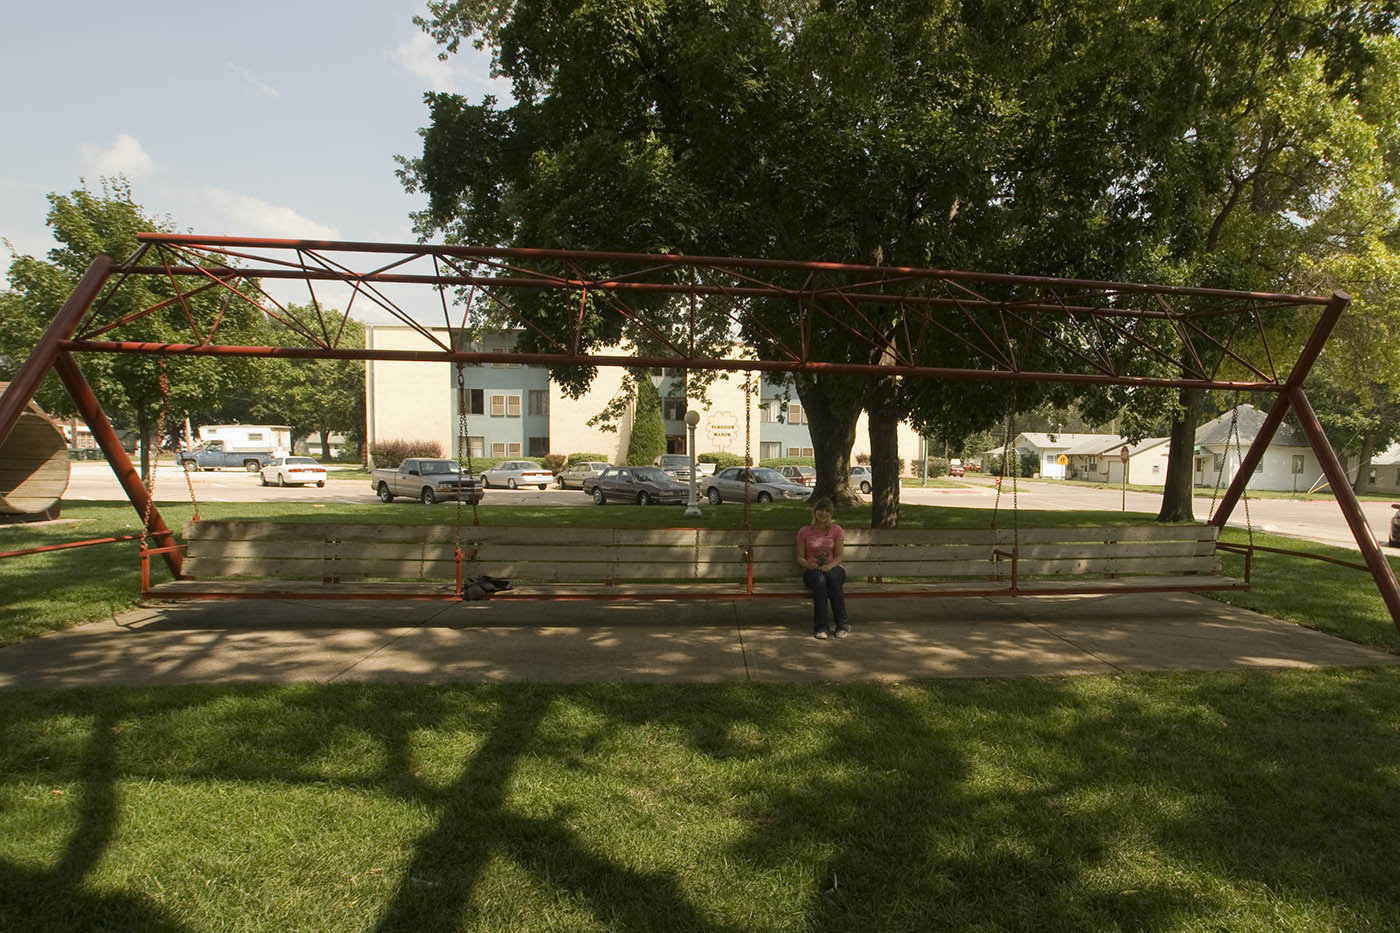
[180, 521, 1221, 583]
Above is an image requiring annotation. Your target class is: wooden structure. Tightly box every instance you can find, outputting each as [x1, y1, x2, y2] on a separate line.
[0, 382, 70, 522]
[145, 521, 1239, 601]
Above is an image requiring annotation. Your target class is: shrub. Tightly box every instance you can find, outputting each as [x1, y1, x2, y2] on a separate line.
[566, 452, 610, 464]
[699, 451, 746, 469]
[541, 453, 567, 473]
[370, 439, 443, 468]
[913, 457, 950, 479]
[626, 375, 666, 465]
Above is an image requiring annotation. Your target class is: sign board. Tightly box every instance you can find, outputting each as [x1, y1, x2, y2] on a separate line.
[1056, 454, 1068, 466]
[1120, 446, 1131, 463]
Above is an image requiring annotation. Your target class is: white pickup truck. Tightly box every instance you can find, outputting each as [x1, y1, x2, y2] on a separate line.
[371, 458, 483, 506]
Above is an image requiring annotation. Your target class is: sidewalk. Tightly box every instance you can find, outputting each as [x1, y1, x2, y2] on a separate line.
[1, 591, 1395, 689]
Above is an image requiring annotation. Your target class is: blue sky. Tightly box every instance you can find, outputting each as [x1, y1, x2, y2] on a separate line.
[0, 0, 508, 304]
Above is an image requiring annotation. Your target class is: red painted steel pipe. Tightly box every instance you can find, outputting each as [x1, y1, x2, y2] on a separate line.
[0, 534, 142, 561]
[52, 352, 182, 579]
[1288, 385, 1400, 631]
[60, 340, 1291, 392]
[0, 256, 113, 448]
[133, 233, 1332, 305]
[1210, 291, 1350, 529]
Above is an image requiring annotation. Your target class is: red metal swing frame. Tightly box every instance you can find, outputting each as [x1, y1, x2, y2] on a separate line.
[1, 233, 1396, 630]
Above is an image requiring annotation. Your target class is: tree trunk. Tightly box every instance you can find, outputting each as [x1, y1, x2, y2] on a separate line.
[1157, 387, 1201, 523]
[795, 375, 863, 509]
[319, 426, 332, 460]
[1353, 430, 1377, 495]
[867, 373, 901, 528]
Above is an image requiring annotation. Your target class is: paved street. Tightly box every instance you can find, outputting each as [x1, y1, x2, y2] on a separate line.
[61, 461, 1399, 554]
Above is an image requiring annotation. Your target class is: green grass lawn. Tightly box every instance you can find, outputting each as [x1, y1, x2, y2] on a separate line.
[3, 673, 1400, 931]
[5, 501, 1400, 929]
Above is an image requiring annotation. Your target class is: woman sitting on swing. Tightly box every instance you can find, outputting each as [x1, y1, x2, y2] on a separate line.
[795, 496, 850, 639]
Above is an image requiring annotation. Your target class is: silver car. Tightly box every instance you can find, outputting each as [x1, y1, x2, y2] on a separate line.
[557, 461, 610, 489]
[849, 465, 873, 493]
[700, 467, 813, 505]
[480, 460, 554, 489]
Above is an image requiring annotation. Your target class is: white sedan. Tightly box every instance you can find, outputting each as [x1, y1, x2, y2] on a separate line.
[480, 460, 554, 489]
[260, 456, 327, 487]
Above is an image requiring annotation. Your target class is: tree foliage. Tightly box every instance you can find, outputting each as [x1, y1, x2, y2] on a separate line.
[403, 0, 1400, 522]
[1, 180, 266, 478]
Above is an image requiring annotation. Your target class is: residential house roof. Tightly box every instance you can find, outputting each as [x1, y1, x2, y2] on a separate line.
[1195, 404, 1306, 447]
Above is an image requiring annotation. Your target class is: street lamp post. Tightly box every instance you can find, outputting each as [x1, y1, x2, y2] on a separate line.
[684, 409, 701, 517]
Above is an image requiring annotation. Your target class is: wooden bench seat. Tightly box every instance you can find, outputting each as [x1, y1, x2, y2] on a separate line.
[143, 521, 1245, 600]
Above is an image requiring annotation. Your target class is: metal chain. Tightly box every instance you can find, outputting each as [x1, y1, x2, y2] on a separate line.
[743, 371, 753, 535]
[1207, 396, 1240, 522]
[140, 362, 170, 554]
[457, 364, 479, 529]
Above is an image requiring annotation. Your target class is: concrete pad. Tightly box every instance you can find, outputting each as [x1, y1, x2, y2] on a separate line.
[0, 591, 1395, 689]
[334, 624, 749, 683]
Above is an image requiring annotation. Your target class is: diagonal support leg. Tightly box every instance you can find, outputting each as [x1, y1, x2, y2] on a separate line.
[1290, 386, 1400, 632]
[52, 352, 183, 579]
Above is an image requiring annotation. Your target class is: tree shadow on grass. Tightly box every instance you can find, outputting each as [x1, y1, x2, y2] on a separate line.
[4, 671, 1400, 930]
[0, 703, 190, 932]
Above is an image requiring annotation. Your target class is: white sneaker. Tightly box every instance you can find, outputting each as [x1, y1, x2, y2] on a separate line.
[813, 630, 829, 640]
[835, 629, 850, 638]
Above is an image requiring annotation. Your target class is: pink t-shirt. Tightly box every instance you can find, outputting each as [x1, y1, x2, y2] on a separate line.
[797, 523, 844, 566]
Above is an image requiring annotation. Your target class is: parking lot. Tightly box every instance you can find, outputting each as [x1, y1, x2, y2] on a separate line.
[61, 461, 1398, 553]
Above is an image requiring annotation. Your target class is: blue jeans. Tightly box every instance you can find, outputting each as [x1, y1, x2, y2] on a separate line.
[803, 566, 848, 634]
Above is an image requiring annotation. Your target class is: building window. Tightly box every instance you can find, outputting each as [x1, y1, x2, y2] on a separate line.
[1152, 464, 1160, 474]
[528, 390, 548, 416]
[1212, 453, 1224, 473]
[1292, 454, 1305, 474]
[467, 389, 484, 415]
[760, 441, 782, 460]
[1255, 458, 1264, 473]
[247, 432, 263, 442]
[787, 447, 800, 457]
[787, 403, 807, 425]
[662, 399, 686, 421]
[491, 442, 506, 457]
[467, 436, 484, 458]
[491, 394, 521, 417]
[528, 436, 548, 456]
[801, 447, 813, 457]
[508, 442, 521, 456]
[1195, 456, 1206, 473]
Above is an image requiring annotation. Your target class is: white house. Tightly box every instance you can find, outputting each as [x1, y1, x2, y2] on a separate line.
[1064, 435, 1172, 485]
[1192, 405, 1323, 493]
[1359, 442, 1400, 495]
[1007, 433, 1123, 479]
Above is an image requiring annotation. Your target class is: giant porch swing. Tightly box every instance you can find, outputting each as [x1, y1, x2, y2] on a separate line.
[1, 233, 1396, 630]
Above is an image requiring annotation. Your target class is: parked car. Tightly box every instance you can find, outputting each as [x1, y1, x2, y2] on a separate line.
[260, 456, 327, 488]
[779, 465, 816, 486]
[557, 461, 610, 489]
[480, 460, 554, 489]
[850, 465, 873, 493]
[371, 458, 482, 505]
[587, 466, 689, 505]
[1391, 503, 1399, 547]
[700, 467, 813, 505]
[654, 454, 692, 483]
[948, 459, 966, 477]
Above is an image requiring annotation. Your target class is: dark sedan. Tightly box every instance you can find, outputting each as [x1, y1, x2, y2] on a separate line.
[587, 466, 690, 505]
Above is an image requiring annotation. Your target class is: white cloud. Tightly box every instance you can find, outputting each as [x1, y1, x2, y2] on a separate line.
[388, 32, 512, 98]
[80, 134, 155, 178]
[390, 32, 460, 92]
[201, 186, 340, 240]
[229, 62, 280, 98]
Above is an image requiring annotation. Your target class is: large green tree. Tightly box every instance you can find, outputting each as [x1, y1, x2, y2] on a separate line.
[403, 0, 1400, 524]
[1, 180, 266, 480]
